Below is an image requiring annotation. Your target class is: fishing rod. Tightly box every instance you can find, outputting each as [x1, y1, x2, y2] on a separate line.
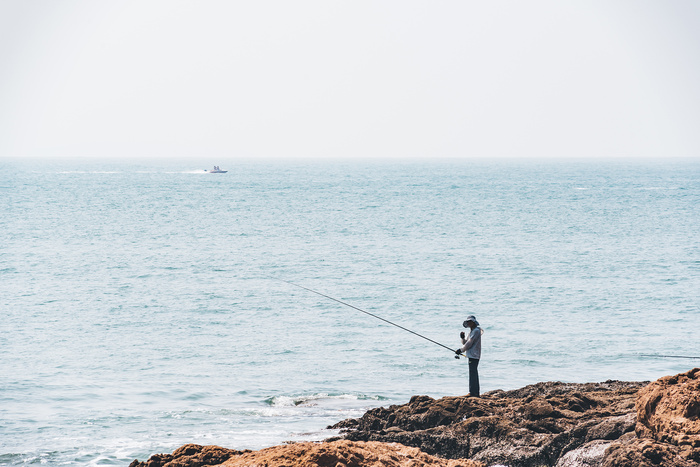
[271, 277, 461, 357]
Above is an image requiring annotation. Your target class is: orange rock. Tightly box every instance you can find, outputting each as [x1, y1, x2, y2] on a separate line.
[636, 367, 700, 447]
[221, 440, 482, 467]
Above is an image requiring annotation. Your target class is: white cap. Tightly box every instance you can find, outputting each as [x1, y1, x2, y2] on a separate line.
[463, 315, 479, 327]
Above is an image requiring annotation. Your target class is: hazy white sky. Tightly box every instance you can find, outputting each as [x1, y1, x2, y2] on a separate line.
[1, 1, 699, 160]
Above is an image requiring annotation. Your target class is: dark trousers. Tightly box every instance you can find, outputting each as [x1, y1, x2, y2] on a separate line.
[468, 358, 480, 397]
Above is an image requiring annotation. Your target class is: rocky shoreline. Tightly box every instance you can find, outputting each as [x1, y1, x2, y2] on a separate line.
[130, 368, 699, 466]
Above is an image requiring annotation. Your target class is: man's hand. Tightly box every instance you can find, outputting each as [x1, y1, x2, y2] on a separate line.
[460, 331, 465, 339]
[455, 349, 462, 355]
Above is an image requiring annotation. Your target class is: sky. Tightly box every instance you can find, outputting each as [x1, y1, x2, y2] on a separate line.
[1, 1, 699, 161]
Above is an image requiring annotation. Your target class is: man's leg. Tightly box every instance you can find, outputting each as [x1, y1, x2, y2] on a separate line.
[468, 358, 480, 397]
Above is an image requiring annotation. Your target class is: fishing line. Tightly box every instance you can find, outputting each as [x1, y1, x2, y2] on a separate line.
[639, 354, 700, 360]
[271, 277, 458, 356]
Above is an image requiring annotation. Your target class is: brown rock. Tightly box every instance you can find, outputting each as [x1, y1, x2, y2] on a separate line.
[223, 440, 482, 466]
[624, 367, 700, 465]
[128, 444, 245, 467]
[130, 440, 482, 467]
[636, 368, 700, 446]
[332, 380, 647, 466]
[602, 437, 699, 467]
[132, 369, 700, 467]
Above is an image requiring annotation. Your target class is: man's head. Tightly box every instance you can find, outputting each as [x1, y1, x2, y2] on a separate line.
[463, 315, 479, 329]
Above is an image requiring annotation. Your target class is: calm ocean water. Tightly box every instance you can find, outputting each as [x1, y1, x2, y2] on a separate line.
[1, 159, 699, 465]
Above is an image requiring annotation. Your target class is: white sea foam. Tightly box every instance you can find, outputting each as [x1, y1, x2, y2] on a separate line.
[266, 393, 374, 407]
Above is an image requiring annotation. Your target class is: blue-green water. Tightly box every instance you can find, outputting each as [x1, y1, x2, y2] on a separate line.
[1, 159, 698, 465]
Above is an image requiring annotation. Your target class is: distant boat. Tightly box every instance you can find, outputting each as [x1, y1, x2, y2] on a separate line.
[207, 166, 228, 173]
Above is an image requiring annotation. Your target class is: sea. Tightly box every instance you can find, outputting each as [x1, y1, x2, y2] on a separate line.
[1, 158, 699, 465]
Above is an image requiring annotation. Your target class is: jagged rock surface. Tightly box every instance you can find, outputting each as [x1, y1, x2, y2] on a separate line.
[636, 368, 700, 446]
[128, 444, 244, 467]
[129, 440, 482, 467]
[562, 368, 700, 467]
[130, 369, 700, 467]
[332, 372, 698, 467]
[616, 367, 700, 466]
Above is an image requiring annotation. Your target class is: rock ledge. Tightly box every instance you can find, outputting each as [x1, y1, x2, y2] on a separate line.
[131, 368, 700, 467]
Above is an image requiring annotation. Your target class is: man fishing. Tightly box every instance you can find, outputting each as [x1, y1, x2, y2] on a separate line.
[273, 279, 486, 380]
[455, 315, 482, 397]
